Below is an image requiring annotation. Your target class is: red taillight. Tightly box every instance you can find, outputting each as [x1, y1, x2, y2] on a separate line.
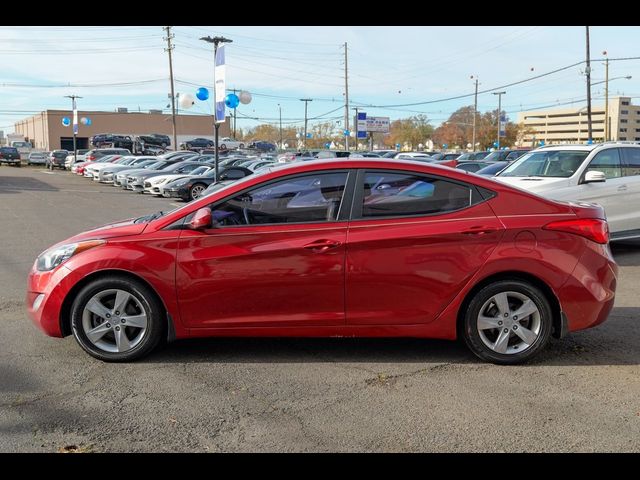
[543, 218, 609, 244]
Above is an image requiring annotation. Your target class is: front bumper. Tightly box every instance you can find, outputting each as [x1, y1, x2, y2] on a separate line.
[162, 186, 189, 200]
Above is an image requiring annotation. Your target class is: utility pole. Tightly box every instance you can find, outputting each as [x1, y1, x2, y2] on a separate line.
[603, 51, 609, 141]
[343, 42, 350, 152]
[278, 104, 283, 151]
[163, 26, 178, 151]
[352, 107, 359, 151]
[586, 26, 593, 142]
[64, 95, 82, 166]
[300, 98, 312, 150]
[201, 35, 233, 182]
[492, 91, 506, 150]
[471, 75, 479, 151]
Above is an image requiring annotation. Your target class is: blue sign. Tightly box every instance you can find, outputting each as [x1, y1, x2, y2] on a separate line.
[356, 112, 367, 138]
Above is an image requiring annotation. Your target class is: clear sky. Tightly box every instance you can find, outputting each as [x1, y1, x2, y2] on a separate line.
[1, 25, 639, 136]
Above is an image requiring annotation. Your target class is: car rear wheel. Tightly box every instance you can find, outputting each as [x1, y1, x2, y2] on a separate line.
[189, 183, 207, 201]
[70, 276, 164, 362]
[462, 279, 553, 365]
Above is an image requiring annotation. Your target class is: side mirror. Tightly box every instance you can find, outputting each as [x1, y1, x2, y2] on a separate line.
[584, 170, 606, 183]
[188, 207, 213, 230]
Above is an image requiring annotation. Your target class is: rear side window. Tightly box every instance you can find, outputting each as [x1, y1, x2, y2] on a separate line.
[359, 171, 480, 218]
[621, 148, 640, 176]
[587, 149, 622, 179]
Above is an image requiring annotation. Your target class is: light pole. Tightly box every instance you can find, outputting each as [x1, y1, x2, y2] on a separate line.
[200, 35, 232, 182]
[300, 98, 312, 150]
[64, 95, 82, 166]
[471, 75, 479, 151]
[492, 91, 506, 150]
[278, 104, 283, 151]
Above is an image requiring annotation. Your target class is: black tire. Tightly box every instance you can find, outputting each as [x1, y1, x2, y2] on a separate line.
[70, 275, 165, 362]
[189, 183, 207, 201]
[462, 279, 553, 365]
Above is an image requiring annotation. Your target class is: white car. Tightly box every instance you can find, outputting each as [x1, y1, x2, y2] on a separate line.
[217, 137, 245, 150]
[495, 143, 640, 241]
[65, 152, 88, 169]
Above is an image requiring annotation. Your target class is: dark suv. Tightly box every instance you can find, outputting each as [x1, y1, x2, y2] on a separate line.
[0, 146, 21, 166]
[138, 134, 171, 148]
[91, 134, 133, 149]
[47, 150, 69, 170]
[85, 148, 132, 161]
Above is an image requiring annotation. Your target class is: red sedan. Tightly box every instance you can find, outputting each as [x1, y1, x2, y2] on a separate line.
[26, 159, 618, 364]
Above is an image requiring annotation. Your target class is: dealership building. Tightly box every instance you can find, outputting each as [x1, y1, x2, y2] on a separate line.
[518, 96, 640, 146]
[13, 109, 230, 151]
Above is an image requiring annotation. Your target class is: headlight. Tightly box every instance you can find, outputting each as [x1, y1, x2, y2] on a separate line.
[36, 240, 105, 272]
[169, 178, 190, 188]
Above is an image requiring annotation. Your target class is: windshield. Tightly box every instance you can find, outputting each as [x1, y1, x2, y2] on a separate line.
[500, 150, 589, 178]
[190, 166, 210, 175]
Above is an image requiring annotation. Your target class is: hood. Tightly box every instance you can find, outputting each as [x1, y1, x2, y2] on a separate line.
[494, 176, 571, 193]
[63, 218, 147, 245]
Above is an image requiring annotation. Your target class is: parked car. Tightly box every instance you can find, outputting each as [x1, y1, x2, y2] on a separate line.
[180, 138, 214, 150]
[0, 146, 22, 167]
[27, 151, 49, 166]
[506, 149, 531, 161]
[128, 161, 209, 193]
[91, 134, 133, 149]
[480, 150, 517, 163]
[474, 161, 511, 177]
[85, 148, 132, 162]
[248, 140, 277, 152]
[98, 157, 159, 183]
[46, 150, 69, 170]
[315, 150, 352, 159]
[216, 137, 245, 150]
[145, 165, 214, 196]
[64, 149, 90, 169]
[455, 161, 493, 173]
[27, 158, 617, 363]
[495, 143, 640, 241]
[162, 167, 253, 201]
[455, 151, 491, 162]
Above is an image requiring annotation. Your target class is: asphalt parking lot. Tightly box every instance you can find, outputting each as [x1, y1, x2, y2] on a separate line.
[1, 166, 639, 452]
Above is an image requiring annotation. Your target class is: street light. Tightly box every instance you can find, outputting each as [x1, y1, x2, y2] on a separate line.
[277, 104, 283, 151]
[492, 91, 506, 150]
[200, 35, 232, 182]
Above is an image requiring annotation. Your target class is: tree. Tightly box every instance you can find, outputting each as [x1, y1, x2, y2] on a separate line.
[388, 114, 434, 150]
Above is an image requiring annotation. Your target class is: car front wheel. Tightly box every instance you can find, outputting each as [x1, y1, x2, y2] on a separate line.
[462, 279, 553, 365]
[70, 276, 164, 362]
[189, 183, 206, 201]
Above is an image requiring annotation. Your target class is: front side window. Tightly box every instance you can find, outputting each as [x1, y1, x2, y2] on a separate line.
[209, 172, 348, 226]
[586, 149, 622, 179]
[500, 150, 589, 178]
[360, 172, 475, 218]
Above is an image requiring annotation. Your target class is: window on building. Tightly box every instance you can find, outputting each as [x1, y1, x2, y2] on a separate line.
[622, 101, 630, 106]
[621, 119, 628, 124]
[621, 110, 629, 115]
[636, 138, 640, 141]
[620, 128, 628, 133]
[620, 137, 628, 141]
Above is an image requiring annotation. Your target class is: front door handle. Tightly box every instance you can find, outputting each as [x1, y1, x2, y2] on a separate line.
[303, 239, 342, 252]
[461, 226, 499, 236]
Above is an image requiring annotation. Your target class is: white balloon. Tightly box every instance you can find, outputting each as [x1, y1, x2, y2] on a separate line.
[179, 93, 195, 109]
[239, 91, 252, 105]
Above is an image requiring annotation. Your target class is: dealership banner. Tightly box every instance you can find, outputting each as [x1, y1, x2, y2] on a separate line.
[214, 45, 226, 124]
[73, 106, 78, 135]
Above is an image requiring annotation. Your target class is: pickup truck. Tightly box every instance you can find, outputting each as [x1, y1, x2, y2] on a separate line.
[0, 147, 21, 167]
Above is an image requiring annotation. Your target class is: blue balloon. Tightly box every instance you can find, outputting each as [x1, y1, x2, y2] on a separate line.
[224, 93, 239, 109]
[196, 87, 209, 101]
[62, 117, 71, 127]
[86, 118, 92, 126]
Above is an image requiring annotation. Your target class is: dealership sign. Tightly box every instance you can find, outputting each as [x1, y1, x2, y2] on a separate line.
[354, 113, 390, 137]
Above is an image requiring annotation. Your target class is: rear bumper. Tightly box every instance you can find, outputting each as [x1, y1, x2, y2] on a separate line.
[557, 241, 618, 333]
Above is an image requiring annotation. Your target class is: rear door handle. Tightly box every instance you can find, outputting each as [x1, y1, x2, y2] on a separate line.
[461, 226, 499, 236]
[303, 239, 342, 252]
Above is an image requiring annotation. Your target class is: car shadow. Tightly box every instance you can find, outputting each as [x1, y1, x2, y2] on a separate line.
[0, 176, 58, 194]
[145, 306, 639, 367]
[611, 241, 640, 266]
